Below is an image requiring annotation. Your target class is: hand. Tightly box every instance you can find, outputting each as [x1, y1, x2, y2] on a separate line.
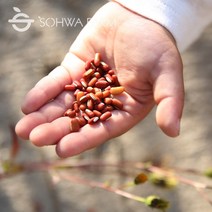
[15, 2, 184, 158]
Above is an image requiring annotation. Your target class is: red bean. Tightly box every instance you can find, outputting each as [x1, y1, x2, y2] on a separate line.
[79, 104, 86, 111]
[80, 78, 88, 88]
[95, 80, 109, 89]
[100, 111, 112, 121]
[85, 109, 94, 118]
[93, 110, 102, 117]
[94, 53, 101, 67]
[77, 91, 84, 103]
[73, 80, 82, 89]
[64, 109, 76, 118]
[100, 62, 110, 72]
[85, 59, 94, 70]
[79, 95, 89, 104]
[102, 90, 110, 98]
[63, 53, 125, 132]
[105, 74, 113, 83]
[112, 98, 123, 110]
[64, 84, 76, 91]
[88, 77, 98, 87]
[87, 99, 94, 110]
[88, 116, 99, 125]
[104, 97, 112, 105]
[83, 69, 95, 78]
[96, 102, 105, 111]
[70, 118, 80, 132]
[110, 86, 125, 95]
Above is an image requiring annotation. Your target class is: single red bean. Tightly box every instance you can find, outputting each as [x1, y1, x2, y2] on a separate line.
[79, 95, 89, 104]
[80, 78, 88, 88]
[83, 68, 95, 78]
[100, 111, 112, 121]
[112, 98, 123, 110]
[110, 86, 125, 95]
[93, 72, 101, 79]
[93, 116, 100, 123]
[98, 77, 105, 81]
[70, 118, 80, 132]
[96, 102, 105, 111]
[77, 91, 85, 103]
[93, 110, 102, 117]
[88, 116, 99, 125]
[79, 104, 86, 111]
[112, 75, 120, 86]
[74, 89, 80, 96]
[108, 70, 115, 75]
[100, 62, 110, 72]
[73, 80, 82, 89]
[102, 90, 110, 98]
[87, 99, 94, 110]
[86, 86, 95, 93]
[64, 84, 76, 91]
[104, 97, 112, 105]
[82, 113, 90, 122]
[105, 74, 113, 83]
[94, 53, 101, 67]
[84, 59, 94, 70]
[88, 77, 98, 87]
[85, 109, 94, 118]
[95, 80, 109, 89]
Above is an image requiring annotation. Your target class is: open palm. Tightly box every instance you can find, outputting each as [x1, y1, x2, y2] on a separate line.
[15, 2, 184, 158]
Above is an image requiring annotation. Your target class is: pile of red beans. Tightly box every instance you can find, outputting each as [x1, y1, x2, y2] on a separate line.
[64, 53, 124, 132]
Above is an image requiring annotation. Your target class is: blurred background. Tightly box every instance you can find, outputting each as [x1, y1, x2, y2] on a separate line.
[0, 0, 211, 211]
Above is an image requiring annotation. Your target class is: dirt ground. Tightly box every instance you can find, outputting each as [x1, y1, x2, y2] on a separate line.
[0, 0, 212, 212]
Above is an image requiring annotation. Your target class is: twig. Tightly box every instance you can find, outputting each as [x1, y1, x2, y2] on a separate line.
[58, 172, 145, 203]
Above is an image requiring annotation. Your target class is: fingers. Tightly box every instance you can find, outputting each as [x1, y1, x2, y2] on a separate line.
[21, 53, 85, 114]
[15, 91, 74, 139]
[55, 110, 133, 158]
[28, 91, 153, 157]
[153, 60, 184, 137]
[30, 117, 71, 146]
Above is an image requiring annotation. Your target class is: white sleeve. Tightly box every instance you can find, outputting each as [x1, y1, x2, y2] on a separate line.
[113, 0, 212, 52]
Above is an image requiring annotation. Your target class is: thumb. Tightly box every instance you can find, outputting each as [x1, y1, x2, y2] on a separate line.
[153, 57, 184, 137]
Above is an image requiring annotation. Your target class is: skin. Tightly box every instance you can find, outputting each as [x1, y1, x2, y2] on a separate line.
[15, 2, 184, 158]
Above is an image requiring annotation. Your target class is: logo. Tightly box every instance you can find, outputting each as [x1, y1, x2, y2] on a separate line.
[8, 7, 34, 32]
